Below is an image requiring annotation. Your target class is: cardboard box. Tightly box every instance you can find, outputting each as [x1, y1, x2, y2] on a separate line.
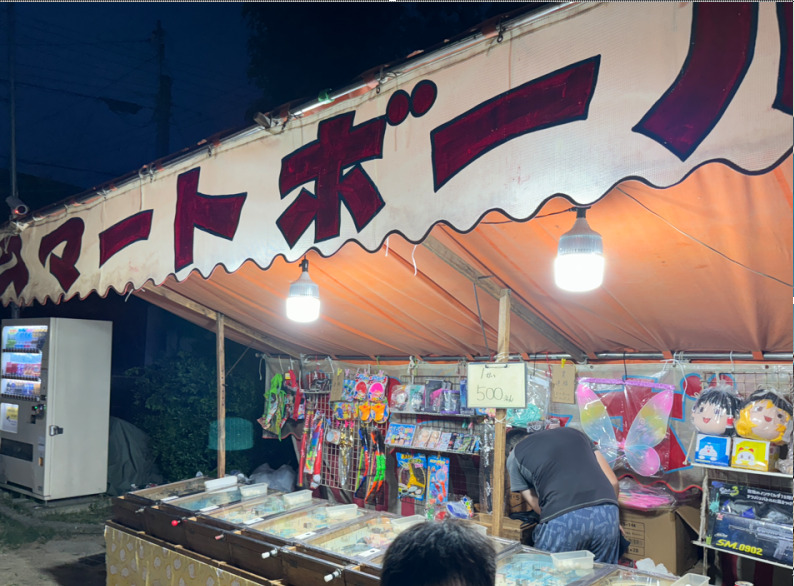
[619, 505, 700, 576]
[706, 481, 794, 566]
[731, 438, 780, 472]
[694, 434, 732, 466]
[508, 492, 531, 514]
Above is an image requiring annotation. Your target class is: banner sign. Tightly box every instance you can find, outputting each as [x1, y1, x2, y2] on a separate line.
[0, 3, 790, 305]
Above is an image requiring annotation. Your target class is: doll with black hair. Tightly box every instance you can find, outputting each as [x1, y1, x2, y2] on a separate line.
[736, 388, 793, 444]
[691, 384, 741, 436]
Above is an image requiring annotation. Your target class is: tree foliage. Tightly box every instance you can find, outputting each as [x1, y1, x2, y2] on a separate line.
[126, 347, 264, 482]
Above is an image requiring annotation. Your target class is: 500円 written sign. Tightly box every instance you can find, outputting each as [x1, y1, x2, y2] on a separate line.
[466, 363, 527, 409]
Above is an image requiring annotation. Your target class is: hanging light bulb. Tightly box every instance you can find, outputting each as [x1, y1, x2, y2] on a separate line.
[286, 259, 320, 322]
[554, 207, 604, 292]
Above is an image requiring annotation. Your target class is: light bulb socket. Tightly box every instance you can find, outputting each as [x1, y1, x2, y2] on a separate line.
[557, 208, 603, 257]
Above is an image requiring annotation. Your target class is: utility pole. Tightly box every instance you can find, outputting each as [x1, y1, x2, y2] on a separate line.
[6, 3, 21, 318]
[153, 21, 171, 159]
[7, 3, 17, 207]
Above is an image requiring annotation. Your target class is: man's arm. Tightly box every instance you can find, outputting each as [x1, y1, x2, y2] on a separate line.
[595, 451, 620, 499]
[520, 489, 541, 515]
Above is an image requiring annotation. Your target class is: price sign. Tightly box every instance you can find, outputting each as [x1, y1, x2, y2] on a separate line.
[466, 363, 526, 409]
[329, 369, 345, 401]
[550, 362, 577, 404]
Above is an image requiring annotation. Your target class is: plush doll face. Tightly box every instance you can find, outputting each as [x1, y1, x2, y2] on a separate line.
[739, 399, 790, 443]
[692, 402, 733, 435]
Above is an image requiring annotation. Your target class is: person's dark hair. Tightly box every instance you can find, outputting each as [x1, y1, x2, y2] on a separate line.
[380, 520, 496, 586]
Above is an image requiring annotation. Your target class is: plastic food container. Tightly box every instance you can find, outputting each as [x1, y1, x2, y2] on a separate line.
[204, 476, 238, 492]
[550, 550, 595, 571]
[283, 489, 313, 509]
[671, 575, 710, 586]
[326, 504, 360, 521]
[239, 482, 269, 499]
[389, 514, 425, 533]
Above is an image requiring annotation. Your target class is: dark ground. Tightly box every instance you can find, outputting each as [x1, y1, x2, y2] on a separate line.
[0, 491, 107, 586]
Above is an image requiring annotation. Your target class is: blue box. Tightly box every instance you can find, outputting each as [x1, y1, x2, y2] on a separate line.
[694, 434, 731, 466]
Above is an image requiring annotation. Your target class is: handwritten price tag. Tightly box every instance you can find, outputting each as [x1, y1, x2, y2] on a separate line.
[465, 363, 526, 408]
[550, 362, 577, 404]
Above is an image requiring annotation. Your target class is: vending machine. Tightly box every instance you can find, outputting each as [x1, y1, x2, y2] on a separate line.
[0, 318, 112, 500]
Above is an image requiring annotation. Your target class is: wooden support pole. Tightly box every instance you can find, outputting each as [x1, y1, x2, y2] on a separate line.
[138, 284, 305, 358]
[491, 289, 511, 538]
[216, 312, 227, 478]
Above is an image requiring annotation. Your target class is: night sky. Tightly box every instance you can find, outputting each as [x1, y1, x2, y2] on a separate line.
[0, 2, 257, 202]
[0, 2, 532, 211]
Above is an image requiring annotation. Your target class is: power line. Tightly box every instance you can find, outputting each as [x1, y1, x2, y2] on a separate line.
[0, 152, 119, 178]
[0, 77, 151, 111]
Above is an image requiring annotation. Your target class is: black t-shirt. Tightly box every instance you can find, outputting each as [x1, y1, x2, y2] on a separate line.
[507, 427, 617, 522]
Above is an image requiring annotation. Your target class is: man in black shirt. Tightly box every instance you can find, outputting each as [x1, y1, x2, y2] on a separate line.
[507, 426, 621, 563]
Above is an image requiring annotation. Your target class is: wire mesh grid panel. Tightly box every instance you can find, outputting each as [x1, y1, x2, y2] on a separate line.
[388, 369, 485, 515]
[299, 370, 388, 509]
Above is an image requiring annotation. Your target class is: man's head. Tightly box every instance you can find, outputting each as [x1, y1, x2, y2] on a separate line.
[380, 520, 496, 586]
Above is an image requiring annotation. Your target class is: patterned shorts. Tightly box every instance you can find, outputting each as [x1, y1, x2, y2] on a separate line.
[532, 503, 620, 564]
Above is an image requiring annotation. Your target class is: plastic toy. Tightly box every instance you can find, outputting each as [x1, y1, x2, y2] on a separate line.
[427, 456, 449, 503]
[577, 379, 674, 476]
[396, 452, 426, 499]
[735, 388, 793, 444]
[691, 384, 740, 436]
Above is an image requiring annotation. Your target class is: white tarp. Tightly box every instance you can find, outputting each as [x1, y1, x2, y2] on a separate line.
[1, 2, 790, 305]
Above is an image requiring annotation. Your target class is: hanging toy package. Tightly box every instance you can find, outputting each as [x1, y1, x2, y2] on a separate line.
[258, 373, 287, 438]
[396, 452, 426, 500]
[691, 383, 741, 436]
[427, 455, 450, 504]
[506, 370, 550, 428]
[735, 388, 793, 444]
[389, 384, 408, 411]
[692, 382, 741, 466]
[407, 384, 426, 412]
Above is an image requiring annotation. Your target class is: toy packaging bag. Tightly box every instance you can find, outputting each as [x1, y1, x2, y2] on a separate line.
[437, 432, 452, 451]
[426, 429, 442, 449]
[389, 384, 408, 411]
[413, 427, 432, 449]
[385, 423, 416, 447]
[396, 452, 427, 500]
[691, 383, 740, 436]
[407, 384, 426, 412]
[428, 456, 450, 503]
[735, 388, 793, 444]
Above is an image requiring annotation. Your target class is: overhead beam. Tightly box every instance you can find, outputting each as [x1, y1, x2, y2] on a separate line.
[422, 235, 586, 362]
[138, 284, 304, 358]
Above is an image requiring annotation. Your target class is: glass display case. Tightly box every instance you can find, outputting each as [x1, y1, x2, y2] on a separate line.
[494, 548, 609, 586]
[200, 490, 318, 525]
[593, 569, 677, 586]
[590, 569, 678, 586]
[129, 477, 207, 503]
[167, 486, 249, 513]
[301, 513, 424, 563]
[248, 503, 368, 541]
